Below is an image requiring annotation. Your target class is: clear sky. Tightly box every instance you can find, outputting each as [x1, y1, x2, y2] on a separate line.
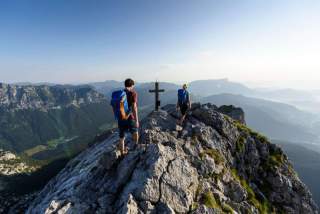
[0, 0, 319, 89]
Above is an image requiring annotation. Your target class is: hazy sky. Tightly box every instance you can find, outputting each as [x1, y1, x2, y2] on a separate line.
[0, 0, 319, 89]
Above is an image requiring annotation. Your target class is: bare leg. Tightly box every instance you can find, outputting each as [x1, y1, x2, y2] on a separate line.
[179, 114, 186, 125]
[132, 132, 139, 143]
[118, 137, 127, 155]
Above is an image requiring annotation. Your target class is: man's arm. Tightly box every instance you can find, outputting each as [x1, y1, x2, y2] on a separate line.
[133, 102, 139, 126]
[176, 91, 180, 110]
[132, 92, 139, 127]
[188, 92, 191, 108]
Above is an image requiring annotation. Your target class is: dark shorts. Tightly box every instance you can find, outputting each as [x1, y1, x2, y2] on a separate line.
[118, 119, 138, 138]
[179, 104, 189, 116]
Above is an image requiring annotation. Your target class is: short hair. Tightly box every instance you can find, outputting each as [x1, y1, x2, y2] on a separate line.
[125, 78, 135, 87]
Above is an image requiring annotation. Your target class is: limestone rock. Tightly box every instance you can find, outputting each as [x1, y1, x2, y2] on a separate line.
[27, 104, 319, 214]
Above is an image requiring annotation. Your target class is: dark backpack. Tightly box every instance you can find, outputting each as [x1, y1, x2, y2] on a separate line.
[110, 90, 131, 120]
[178, 89, 189, 105]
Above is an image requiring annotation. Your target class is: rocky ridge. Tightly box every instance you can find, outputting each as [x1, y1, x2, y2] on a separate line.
[26, 103, 318, 214]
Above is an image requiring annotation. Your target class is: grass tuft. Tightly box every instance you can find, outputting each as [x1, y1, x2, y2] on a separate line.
[236, 136, 246, 153]
[203, 191, 219, 209]
[200, 148, 225, 165]
[221, 202, 235, 213]
[231, 168, 271, 213]
[233, 121, 269, 144]
[262, 149, 285, 171]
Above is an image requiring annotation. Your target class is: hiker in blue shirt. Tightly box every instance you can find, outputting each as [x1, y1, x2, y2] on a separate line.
[176, 84, 191, 125]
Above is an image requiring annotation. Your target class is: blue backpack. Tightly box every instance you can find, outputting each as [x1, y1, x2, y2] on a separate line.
[110, 90, 131, 120]
[178, 89, 189, 105]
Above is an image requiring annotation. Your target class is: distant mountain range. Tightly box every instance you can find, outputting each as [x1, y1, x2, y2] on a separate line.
[188, 78, 253, 97]
[0, 83, 114, 160]
[186, 79, 320, 114]
[90, 80, 320, 144]
[203, 93, 319, 143]
[90, 78, 320, 112]
[11, 79, 319, 146]
[18, 78, 320, 113]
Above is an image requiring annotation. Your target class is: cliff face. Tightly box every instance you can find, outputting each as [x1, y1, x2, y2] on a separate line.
[0, 83, 104, 111]
[27, 104, 318, 214]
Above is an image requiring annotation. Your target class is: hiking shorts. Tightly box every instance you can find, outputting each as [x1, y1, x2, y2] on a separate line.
[118, 119, 138, 138]
[179, 104, 189, 116]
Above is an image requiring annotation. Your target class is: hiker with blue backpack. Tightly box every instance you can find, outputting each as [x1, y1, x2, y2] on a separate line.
[111, 79, 139, 156]
[177, 84, 191, 126]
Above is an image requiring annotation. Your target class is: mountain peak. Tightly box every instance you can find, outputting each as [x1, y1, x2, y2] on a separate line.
[27, 104, 318, 214]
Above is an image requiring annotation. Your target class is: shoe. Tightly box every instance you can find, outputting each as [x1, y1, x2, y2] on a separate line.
[117, 144, 129, 156]
[121, 147, 129, 156]
[176, 124, 183, 131]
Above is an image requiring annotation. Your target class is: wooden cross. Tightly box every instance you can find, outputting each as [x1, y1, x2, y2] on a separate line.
[149, 81, 165, 111]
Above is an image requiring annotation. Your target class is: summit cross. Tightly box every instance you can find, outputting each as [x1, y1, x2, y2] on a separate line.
[149, 81, 165, 111]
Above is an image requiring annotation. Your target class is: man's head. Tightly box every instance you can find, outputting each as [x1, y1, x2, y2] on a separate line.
[182, 84, 188, 90]
[125, 78, 135, 90]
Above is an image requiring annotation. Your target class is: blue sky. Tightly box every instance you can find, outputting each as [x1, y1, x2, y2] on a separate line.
[0, 0, 319, 89]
